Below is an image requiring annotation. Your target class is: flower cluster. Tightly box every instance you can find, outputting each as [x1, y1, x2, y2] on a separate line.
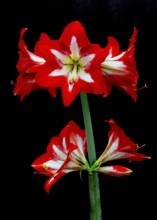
[14, 21, 138, 106]
[13, 21, 150, 194]
[32, 119, 150, 193]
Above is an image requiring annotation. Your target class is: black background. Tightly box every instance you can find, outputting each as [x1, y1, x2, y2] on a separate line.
[1, 0, 157, 219]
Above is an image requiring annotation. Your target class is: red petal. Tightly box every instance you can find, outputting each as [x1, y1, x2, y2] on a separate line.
[44, 172, 65, 193]
[101, 119, 150, 162]
[13, 73, 38, 100]
[97, 165, 132, 177]
[31, 153, 51, 174]
[59, 21, 91, 50]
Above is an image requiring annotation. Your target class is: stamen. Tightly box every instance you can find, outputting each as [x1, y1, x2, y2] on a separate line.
[10, 80, 15, 85]
[137, 144, 146, 149]
[136, 83, 148, 91]
[43, 163, 48, 170]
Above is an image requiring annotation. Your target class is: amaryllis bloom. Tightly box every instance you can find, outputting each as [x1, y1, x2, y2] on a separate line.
[32, 121, 89, 193]
[35, 21, 108, 106]
[93, 119, 150, 176]
[101, 27, 138, 101]
[13, 28, 56, 101]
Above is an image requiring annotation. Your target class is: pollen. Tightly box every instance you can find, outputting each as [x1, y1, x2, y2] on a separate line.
[72, 76, 77, 82]
[43, 163, 48, 170]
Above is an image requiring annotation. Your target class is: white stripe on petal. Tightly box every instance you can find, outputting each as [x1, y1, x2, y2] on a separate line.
[51, 49, 68, 63]
[97, 166, 132, 175]
[49, 67, 69, 77]
[79, 71, 94, 82]
[107, 132, 114, 146]
[98, 166, 114, 172]
[73, 135, 85, 155]
[71, 151, 82, 161]
[104, 137, 119, 158]
[102, 68, 128, 75]
[81, 54, 95, 66]
[53, 145, 67, 160]
[68, 82, 74, 92]
[62, 168, 75, 173]
[28, 51, 46, 64]
[45, 159, 64, 169]
[62, 137, 67, 151]
[103, 151, 131, 163]
[102, 60, 126, 73]
[105, 49, 112, 59]
[109, 51, 126, 61]
[66, 161, 81, 169]
[70, 36, 80, 58]
[75, 135, 83, 150]
[105, 49, 125, 60]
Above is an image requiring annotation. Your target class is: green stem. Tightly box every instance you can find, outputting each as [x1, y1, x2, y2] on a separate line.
[80, 93, 102, 220]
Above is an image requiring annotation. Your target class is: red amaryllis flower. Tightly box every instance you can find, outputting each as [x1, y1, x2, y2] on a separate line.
[13, 28, 56, 101]
[35, 21, 108, 106]
[32, 121, 88, 193]
[101, 27, 138, 101]
[94, 119, 150, 176]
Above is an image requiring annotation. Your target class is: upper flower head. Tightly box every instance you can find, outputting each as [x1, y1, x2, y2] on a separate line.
[14, 22, 140, 105]
[35, 21, 108, 106]
[101, 27, 138, 101]
[32, 121, 88, 193]
[94, 119, 151, 176]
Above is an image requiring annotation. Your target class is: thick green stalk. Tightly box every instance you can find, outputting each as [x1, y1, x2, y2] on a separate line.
[80, 93, 102, 220]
